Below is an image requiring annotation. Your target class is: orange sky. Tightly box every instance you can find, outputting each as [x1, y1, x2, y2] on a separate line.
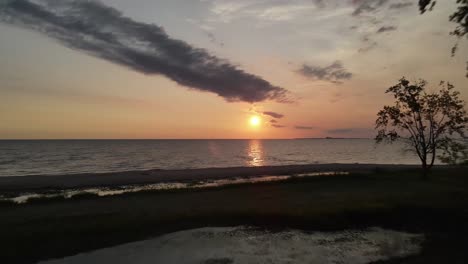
[0, 0, 467, 139]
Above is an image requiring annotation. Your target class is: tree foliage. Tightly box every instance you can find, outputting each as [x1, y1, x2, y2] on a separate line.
[375, 78, 468, 177]
[419, 0, 437, 13]
[449, 0, 468, 39]
[438, 139, 468, 165]
[419, 0, 468, 77]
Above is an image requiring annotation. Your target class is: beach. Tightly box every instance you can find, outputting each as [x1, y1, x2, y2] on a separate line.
[1, 166, 467, 263]
[0, 163, 425, 192]
[2, 0, 468, 263]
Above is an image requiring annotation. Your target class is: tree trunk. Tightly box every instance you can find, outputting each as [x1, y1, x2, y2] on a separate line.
[421, 162, 429, 180]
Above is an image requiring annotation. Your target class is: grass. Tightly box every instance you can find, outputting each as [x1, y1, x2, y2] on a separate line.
[1, 168, 467, 263]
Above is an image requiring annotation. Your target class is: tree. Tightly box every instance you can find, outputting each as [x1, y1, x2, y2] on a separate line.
[375, 78, 468, 179]
[419, 0, 468, 77]
[418, 0, 437, 14]
[438, 138, 468, 165]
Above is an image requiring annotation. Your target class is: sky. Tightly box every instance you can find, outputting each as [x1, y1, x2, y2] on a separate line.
[0, 0, 467, 139]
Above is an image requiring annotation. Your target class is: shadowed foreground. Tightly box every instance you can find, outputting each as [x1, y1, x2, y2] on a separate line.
[40, 227, 424, 264]
[1, 168, 467, 263]
[0, 164, 423, 192]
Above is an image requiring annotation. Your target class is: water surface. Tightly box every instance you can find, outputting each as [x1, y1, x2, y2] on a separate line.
[0, 139, 422, 177]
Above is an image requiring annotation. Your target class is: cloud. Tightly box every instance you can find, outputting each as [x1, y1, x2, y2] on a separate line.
[389, 2, 413, 10]
[270, 119, 278, 124]
[312, 0, 326, 9]
[256, 4, 316, 22]
[263, 111, 284, 119]
[272, 124, 286, 128]
[352, 0, 389, 16]
[205, 0, 322, 24]
[376, 25, 397, 33]
[298, 61, 352, 84]
[295, 126, 315, 130]
[0, 0, 289, 104]
[186, 18, 215, 31]
[208, 1, 255, 23]
[206, 32, 224, 47]
[358, 36, 378, 53]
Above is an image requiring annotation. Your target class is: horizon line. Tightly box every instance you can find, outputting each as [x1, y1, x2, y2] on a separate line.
[0, 137, 373, 140]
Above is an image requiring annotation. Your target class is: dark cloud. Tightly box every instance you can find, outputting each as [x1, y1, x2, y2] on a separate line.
[263, 111, 284, 119]
[295, 126, 315, 130]
[357, 25, 397, 54]
[376, 26, 397, 33]
[352, 0, 389, 16]
[270, 119, 278, 124]
[272, 124, 286, 128]
[389, 2, 413, 9]
[0, 0, 289, 103]
[298, 61, 352, 84]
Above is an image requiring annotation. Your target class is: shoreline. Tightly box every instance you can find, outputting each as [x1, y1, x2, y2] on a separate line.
[1, 168, 467, 264]
[0, 163, 438, 192]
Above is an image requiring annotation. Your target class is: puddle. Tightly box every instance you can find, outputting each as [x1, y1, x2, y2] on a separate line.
[1, 172, 348, 204]
[40, 226, 424, 264]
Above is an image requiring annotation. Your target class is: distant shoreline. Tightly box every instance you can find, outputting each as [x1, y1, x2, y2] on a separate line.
[0, 163, 436, 192]
[0, 138, 372, 141]
[294, 137, 371, 140]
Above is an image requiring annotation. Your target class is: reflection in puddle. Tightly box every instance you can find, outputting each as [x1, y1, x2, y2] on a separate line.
[247, 140, 263, 166]
[40, 226, 424, 264]
[1, 172, 348, 204]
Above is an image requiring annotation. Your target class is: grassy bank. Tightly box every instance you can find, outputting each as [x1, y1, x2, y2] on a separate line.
[1, 168, 467, 263]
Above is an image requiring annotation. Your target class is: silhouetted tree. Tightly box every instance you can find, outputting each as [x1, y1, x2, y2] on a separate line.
[419, 0, 437, 13]
[438, 138, 468, 165]
[375, 78, 468, 179]
[419, 0, 468, 77]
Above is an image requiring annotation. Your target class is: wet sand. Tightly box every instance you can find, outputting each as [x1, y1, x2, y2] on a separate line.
[1, 168, 467, 263]
[40, 226, 423, 264]
[0, 163, 426, 192]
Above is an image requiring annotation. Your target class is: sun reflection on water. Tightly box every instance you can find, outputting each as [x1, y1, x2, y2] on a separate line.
[247, 140, 263, 166]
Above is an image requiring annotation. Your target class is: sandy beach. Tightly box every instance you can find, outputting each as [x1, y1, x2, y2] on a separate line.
[1, 167, 467, 264]
[0, 163, 428, 192]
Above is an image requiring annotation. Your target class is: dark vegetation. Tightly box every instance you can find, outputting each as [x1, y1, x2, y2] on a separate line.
[1, 168, 467, 263]
[376, 78, 468, 178]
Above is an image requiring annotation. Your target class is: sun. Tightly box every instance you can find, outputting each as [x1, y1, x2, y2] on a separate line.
[249, 116, 261, 127]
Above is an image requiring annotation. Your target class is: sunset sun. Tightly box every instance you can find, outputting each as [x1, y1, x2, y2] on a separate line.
[249, 116, 261, 127]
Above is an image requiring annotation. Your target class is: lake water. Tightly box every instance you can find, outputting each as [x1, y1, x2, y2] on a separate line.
[0, 139, 423, 177]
